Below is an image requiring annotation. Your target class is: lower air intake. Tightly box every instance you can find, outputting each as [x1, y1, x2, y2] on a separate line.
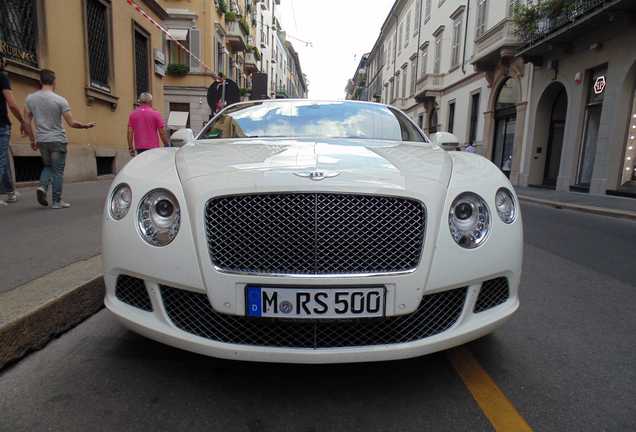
[115, 275, 153, 312]
[161, 285, 467, 349]
[474, 277, 509, 313]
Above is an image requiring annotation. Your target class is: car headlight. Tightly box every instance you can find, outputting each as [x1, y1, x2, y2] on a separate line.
[137, 189, 180, 246]
[449, 192, 490, 249]
[109, 183, 132, 220]
[495, 188, 517, 224]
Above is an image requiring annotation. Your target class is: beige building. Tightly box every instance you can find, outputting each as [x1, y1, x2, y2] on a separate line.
[160, 0, 252, 136]
[160, 0, 307, 136]
[2, 0, 169, 185]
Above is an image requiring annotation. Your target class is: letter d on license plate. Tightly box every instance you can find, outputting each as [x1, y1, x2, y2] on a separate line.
[246, 286, 386, 319]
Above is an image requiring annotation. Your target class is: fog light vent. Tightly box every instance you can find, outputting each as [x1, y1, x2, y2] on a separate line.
[474, 277, 509, 313]
[115, 275, 153, 311]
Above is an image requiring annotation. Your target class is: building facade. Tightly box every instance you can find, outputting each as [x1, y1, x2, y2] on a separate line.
[1, 0, 168, 185]
[516, 0, 636, 198]
[354, 0, 636, 198]
[352, 0, 535, 184]
[160, 0, 306, 137]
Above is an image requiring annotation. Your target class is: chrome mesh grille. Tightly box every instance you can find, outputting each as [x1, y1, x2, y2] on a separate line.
[160, 285, 467, 348]
[474, 277, 509, 313]
[115, 275, 153, 312]
[205, 193, 426, 275]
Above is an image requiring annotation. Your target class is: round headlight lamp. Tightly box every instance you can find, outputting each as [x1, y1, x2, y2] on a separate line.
[137, 189, 180, 246]
[109, 183, 132, 220]
[449, 192, 490, 249]
[495, 188, 517, 224]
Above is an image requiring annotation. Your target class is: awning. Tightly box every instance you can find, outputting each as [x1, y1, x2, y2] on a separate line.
[167, 111, 189, 130]
[167, 29, 189, 41]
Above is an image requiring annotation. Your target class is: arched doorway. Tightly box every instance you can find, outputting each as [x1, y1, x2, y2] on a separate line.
[492, 78, 519, 178]
[542, 88, 568, 187]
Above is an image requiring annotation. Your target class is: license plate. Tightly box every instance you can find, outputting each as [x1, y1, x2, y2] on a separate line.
[246, 286, 386, 320]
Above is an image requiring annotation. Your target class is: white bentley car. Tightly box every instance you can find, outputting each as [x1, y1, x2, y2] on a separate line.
[103, 100, 523, 364]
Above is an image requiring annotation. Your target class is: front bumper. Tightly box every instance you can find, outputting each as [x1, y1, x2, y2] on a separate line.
[104, 272, 520, 364]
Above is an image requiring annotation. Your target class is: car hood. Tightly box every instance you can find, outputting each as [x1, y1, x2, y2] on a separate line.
[175, 138, 452, 189]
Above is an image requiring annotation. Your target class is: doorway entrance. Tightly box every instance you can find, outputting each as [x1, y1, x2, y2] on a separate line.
[576, 66, 607, 190]
[492, 78, 519, 178]
[542, 88, 568, 187]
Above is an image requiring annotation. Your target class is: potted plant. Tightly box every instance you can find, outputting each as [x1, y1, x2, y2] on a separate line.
[225, 11, 236, 21]
[167, 63, 189, 76]
[240, 16, 250, 35]
[218, 0, 228, 14]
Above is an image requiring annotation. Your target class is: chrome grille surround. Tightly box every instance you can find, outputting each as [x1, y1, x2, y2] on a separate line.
[160, 285, 467, 349]
[115, 275, 153, 312]
[205, 193, 426, 276]
[474, 277, 509, 313]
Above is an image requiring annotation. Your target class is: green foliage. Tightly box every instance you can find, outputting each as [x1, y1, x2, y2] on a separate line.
[218, 0, 228, 14]
[225, 11, 236, 21]
[252, 18, 257, 27]
[240, 16, 250, 35]
[254, 47, 262, 61]
[246, 3, 252, 13]
[167, 63, 189, 76]
[514, 0, 581, 39]
[218, 71, 226, 78]
[246, 45, 253, 53]
[240, 87, 251, 96]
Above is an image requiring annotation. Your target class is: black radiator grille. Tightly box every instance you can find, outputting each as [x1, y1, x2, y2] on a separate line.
[205, 193, 426, 275]
[161, 285, 467, 349]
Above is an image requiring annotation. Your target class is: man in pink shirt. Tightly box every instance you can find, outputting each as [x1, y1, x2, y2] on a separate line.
[127, 92, 168, 156]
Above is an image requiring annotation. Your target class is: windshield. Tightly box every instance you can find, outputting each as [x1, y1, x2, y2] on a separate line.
[198, 101, 428, 142]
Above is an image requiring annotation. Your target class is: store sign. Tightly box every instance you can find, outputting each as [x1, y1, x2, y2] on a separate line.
[594, 76, 606, 94]
[0, 40, 38, 68]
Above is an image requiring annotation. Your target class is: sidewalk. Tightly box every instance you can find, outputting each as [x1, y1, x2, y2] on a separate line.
[1, 185, 634, 370]
[514, 186, 636, 221]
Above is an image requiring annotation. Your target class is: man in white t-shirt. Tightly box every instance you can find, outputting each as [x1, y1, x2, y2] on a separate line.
[23, 69, 97, 209]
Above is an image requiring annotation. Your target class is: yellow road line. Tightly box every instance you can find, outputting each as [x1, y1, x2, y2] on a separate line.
[445, 345, 534, 432]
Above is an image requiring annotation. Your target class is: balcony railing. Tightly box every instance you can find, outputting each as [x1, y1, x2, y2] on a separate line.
[245, 52, 259, 73]
[516, 0, 608, 50]
[226, 20, 247, 51]
[416, 73, 444, 93]
[275, 85, 289, 98]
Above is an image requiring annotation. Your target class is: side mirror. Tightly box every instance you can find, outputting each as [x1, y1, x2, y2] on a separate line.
[431, 132, 459, 151]
[169, 128, 195, 148]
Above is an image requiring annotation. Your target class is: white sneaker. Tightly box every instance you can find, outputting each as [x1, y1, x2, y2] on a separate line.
[37, 187, 48, 207]
[6, 190, 19, 203]
[52, 200, 70, 209]
[0, 199, 6, 207]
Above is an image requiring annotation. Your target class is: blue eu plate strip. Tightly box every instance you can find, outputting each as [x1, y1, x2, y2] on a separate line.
[247, 287, 262, 317]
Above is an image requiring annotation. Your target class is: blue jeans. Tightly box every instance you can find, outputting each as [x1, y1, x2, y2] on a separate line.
[0, 125, 16, 194]
[38, 141, 67, 203]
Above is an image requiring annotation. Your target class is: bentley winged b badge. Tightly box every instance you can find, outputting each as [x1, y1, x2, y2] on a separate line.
[294, 171, 340, 181]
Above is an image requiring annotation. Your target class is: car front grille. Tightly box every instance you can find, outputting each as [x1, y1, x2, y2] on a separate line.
[474, 277, 509, 313]
[205, 193, 426, 275]
[115, 275, 153, 312]
[160, 285, 467, 349]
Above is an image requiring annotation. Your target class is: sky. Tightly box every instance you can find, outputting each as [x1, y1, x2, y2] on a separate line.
[275, 0, 395, 100]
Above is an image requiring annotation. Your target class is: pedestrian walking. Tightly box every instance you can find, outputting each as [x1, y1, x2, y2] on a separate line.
[23, 69, 97, 209]
[465, 142, 476, 153]
[0, 55, 27, 207]
[127, 92, 168, 157]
